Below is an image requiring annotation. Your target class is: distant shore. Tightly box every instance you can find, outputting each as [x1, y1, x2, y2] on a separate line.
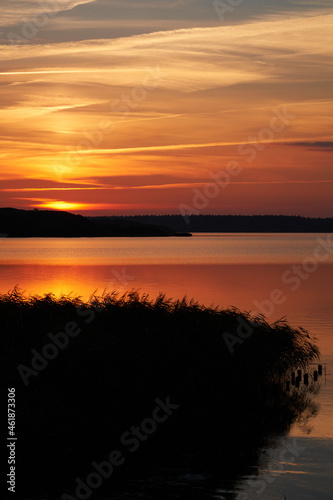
[0, 208, 192, 238]
[2, 209, 332, 238]
[92, 214, 333, 233]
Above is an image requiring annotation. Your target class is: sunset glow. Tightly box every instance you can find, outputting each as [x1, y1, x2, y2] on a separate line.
[1, 3, 333, 493]
[1, 2, 332, 216]
[33, 201, 92, 211]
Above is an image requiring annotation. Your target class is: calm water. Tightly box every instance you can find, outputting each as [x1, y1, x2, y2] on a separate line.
[1, 233, 333, 499]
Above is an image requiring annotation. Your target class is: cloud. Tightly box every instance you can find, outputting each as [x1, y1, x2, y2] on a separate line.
[1, 13, 333, 91]
[1, 10, 333, 214]
[1, 0, 332, 45]
[0, 0, 94, 27]
[287, 141, 333, 150]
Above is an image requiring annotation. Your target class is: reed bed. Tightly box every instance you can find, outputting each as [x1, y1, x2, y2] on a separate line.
[0, 287, 320, 497]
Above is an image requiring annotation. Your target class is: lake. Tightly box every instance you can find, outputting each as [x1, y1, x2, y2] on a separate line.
[1, 233, 332, 499]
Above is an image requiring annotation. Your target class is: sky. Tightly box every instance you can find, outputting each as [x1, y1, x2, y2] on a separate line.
[0, 0, 332, 216]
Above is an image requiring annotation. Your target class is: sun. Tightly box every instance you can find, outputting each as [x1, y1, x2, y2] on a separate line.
[35, 201, 88, 211]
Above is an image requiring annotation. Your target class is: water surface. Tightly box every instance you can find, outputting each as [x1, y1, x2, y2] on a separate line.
[1, 233, 332, 499]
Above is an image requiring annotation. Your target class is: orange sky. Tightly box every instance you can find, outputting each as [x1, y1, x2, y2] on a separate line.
[1, 3, 333, 216]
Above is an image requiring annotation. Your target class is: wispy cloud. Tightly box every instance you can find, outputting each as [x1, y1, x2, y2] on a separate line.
[287, 141, 333, 150]
[0, 0, 94, 26]
[1, 8, 333, 215]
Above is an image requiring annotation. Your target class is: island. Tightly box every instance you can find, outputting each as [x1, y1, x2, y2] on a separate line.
[0, 208, 192, 237]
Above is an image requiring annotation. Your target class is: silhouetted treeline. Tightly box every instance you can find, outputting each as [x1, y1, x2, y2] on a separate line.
[92, 215, 333, 233]
[0, 208, 189, 237]
[1, 288, 320, 498]
[3, 209, 330, 237]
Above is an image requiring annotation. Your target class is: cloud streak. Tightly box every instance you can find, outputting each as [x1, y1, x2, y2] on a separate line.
[0, 0, 94, 26]
[1, 6, 333, 215]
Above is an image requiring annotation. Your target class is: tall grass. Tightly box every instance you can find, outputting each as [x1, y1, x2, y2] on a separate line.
[0, 287, 320, 497]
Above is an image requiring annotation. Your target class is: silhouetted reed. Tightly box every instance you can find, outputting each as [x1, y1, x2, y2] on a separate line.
[0, 287, 320, 498]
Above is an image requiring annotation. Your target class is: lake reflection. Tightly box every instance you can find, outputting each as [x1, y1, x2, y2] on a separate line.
[1, 233, 332, 265]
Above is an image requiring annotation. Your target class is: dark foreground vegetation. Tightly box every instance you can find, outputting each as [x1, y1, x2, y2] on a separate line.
[0, 289, 320, 499]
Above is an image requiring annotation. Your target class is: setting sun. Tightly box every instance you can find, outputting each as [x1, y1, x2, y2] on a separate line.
[34, 201, 90, 211]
